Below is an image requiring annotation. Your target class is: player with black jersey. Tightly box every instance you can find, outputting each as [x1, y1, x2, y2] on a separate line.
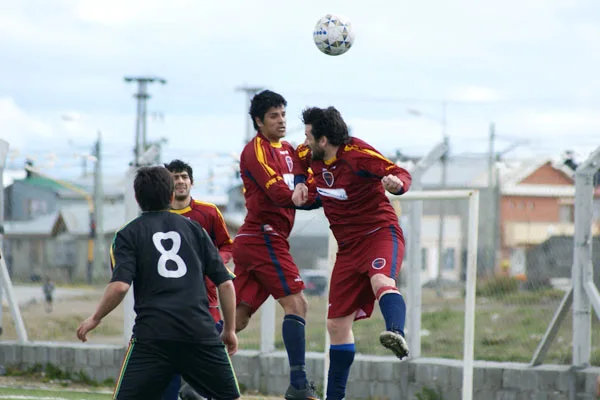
[76, 166, 240, 400]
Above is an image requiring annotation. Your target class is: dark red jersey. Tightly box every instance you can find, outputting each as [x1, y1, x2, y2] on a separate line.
[171, 198, 233, 264]
[295, 137, 412, 244]
[237, 132, 302, 239]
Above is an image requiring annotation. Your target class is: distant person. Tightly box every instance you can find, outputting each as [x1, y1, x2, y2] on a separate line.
[42, 277, 55, 313]
[76, 166, 240, 400]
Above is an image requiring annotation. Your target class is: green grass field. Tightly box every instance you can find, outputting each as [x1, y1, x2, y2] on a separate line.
[238, 285, 600, 364]
[0, 387, 112, 399]
[0, 387, 279, 399]
[3, 279, 600, 366]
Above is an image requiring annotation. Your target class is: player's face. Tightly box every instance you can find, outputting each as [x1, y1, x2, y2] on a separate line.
[171, 171, 192, 202]
[258, 106, 286, 141]
[305, 125, 326, 161]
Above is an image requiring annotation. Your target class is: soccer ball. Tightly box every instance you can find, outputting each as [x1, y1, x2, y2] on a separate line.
[313, 14, 355, 56]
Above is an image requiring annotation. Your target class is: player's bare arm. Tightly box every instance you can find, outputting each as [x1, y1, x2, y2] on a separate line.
[76, 281, 130, 342]
[217, 280, 238, 355]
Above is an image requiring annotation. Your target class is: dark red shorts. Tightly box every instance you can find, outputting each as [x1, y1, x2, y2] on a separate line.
[328, 225, 405, 320]
[204, 277, 221, 323]
[232, 234, 304, 313]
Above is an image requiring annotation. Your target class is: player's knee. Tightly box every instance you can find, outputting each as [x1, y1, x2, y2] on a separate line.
[327, 317, 353, 342]
[370, 273, 397, 294]
[235, 305, 252, 332]
[279, 291, 308, 318]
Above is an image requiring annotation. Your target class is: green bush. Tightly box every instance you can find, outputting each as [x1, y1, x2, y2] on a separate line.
[476, 276, 519, 298]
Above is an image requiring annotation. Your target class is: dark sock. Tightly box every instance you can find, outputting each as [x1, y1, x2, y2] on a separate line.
[282, 314, 307, 389]
[326, 343, 355, 400]
[379, 291, 406, 336]
[162, 374, 181, 400]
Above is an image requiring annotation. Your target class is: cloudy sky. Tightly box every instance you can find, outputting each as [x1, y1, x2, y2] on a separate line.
[1, 0, 599, 193]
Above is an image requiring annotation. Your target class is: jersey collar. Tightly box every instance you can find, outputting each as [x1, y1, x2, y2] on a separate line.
[170, 198, 193, 214]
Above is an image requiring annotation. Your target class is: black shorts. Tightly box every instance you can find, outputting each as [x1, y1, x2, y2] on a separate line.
[113, 338, 240, 400]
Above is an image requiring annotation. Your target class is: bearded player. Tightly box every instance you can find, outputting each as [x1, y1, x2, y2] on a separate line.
[293, 106, 412, 400]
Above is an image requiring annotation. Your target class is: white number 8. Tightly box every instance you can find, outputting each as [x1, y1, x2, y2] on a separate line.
[152, 231, 187, 278]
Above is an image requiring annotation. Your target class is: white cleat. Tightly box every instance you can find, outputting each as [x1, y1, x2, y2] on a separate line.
[379, 330, 409, 360]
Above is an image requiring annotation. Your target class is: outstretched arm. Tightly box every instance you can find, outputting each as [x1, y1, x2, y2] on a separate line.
[77, 281, 130, 342]
[77, 229, 136, 342]
[353, 145, 412, 195]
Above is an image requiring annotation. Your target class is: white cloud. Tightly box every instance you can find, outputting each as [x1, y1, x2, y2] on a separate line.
[452, 86, 501, 103]
[0, 97, 54, 149]
[1, 0, 599, 191]
[521, 111, 600, 133]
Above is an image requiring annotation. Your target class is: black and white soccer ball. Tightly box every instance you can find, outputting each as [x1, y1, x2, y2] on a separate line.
[313, 14, 355, 56]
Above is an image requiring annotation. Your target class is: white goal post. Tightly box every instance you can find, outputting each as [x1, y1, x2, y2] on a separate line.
[323, 189, 480, 400]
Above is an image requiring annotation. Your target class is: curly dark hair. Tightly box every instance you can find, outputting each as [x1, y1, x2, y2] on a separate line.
[249, 90, 287, 131]
[164, 159, 194, 184]
[301, 106, 349, 145]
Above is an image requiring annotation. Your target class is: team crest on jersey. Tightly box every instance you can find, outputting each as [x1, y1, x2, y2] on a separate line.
[372, 258, 387, 270]
[285, 156, 293, 172]
[322, 171, 334, 187]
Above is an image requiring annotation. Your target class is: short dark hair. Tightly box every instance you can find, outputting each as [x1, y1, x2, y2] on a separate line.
[249, 90, 287, 131]
[164, 159, 194, 183]
[301, 106, 349, 146]
[134, 166, 174, 212]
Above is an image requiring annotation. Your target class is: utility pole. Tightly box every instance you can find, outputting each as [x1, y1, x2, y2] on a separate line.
[487, 122, 496, 278]
[92, 132, 104, 281]
[235, 85, 263, 144]
[0, 139, 9, 336]
[435, 102, 449, 297]
[124, 76, 167, 165]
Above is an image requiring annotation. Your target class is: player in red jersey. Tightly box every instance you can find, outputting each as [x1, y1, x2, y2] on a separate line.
[293, 106, 412, 400]
[163, 159, 235, 400]
[233, 90, 320, 400]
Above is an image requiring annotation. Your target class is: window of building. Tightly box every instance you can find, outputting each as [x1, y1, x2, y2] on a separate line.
[444, 248, 456, 270]
[559, 204, 574, 223]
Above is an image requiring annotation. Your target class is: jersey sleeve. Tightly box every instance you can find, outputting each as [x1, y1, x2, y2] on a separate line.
[292, 144, 322, 209]
[351, 144, 412, 194]
[240, 139, 295, 207]
[109, 228, 136, 284]
[194, 223, 233, 286]
[211, 206, 234, 266]
[293, 143, 312, 185]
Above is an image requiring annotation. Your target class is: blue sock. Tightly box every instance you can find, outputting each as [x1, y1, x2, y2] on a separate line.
[327, 343, 355, 400]
[282, 314, 307, 389]
[215, 320, 224, 334]
[162, 374, 181, 400]
[379, 291, 406, 336]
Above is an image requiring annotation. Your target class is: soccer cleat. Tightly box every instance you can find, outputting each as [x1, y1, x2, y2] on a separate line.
[284, 381, 321, 400]
[379, 330, 409, 360]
